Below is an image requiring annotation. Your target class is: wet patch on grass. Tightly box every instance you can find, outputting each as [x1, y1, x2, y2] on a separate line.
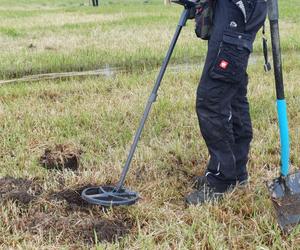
[40, 143, 82, 171]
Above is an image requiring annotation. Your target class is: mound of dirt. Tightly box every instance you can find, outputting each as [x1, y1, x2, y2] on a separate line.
[40, 144, 82, 171]
[0, 176, 42, 204]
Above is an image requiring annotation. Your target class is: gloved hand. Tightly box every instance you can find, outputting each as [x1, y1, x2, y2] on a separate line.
[194, 0, 214, 40]
[188, 6, 196, 19]
[171, 0, 199, 19]
[187, 0, 201, 19]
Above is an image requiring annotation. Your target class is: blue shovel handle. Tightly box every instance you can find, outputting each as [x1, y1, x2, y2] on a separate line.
[268, 0, 290, 176]
[277, 100, 290, 177]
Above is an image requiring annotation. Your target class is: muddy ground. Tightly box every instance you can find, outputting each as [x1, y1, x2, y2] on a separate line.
[0, 176, 43, 204]
[0, 176, 135, 244]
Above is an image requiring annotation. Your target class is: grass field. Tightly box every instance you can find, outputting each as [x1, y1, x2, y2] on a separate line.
[0, 0, 300, 249]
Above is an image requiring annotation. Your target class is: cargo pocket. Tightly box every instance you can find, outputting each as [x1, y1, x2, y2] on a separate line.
[209, 31, 252, 84]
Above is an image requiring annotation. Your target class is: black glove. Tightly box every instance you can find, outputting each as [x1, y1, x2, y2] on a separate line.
[194, 0, 214, 40]
[188, 6, 197, 19]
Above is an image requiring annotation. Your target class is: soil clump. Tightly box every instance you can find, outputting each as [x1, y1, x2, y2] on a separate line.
[40, 143, 82, 171]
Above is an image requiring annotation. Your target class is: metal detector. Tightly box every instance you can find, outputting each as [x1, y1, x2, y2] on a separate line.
[267, 0, 300, 232]
[81, 0, 196, 207]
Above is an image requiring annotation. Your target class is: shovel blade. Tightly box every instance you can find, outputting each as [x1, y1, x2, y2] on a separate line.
[267, 171, 300, 232]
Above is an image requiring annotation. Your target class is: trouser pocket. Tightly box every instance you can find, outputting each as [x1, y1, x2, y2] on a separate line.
[209, 31, 252, 83]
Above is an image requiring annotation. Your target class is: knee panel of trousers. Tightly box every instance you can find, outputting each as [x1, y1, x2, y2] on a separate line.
[198, 114, 226, 144]
[241, 129, 253, 142]
[196, 95, 235, 144]
[196, 81, 228, 111]
[233, 125, 253, 144]
[197, 113, 235, 146]
[196, 96, 221, 116]
[234, 132, 253, 145]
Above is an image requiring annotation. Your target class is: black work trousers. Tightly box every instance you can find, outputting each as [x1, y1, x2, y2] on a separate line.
[196, 0, 267, 192]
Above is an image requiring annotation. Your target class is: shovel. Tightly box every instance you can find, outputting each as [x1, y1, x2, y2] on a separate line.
[267, 0, 300, 232]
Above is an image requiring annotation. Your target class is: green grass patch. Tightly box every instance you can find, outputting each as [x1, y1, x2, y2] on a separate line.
[0, 27, 23, 37]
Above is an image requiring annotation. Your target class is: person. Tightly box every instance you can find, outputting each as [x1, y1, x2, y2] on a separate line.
[186, 0, 268, 205]
[92, 0, 99, 7]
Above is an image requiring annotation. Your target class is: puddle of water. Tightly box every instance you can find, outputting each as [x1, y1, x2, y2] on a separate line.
[0, 66, 124, 85]
[0, 55, 267, 86]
